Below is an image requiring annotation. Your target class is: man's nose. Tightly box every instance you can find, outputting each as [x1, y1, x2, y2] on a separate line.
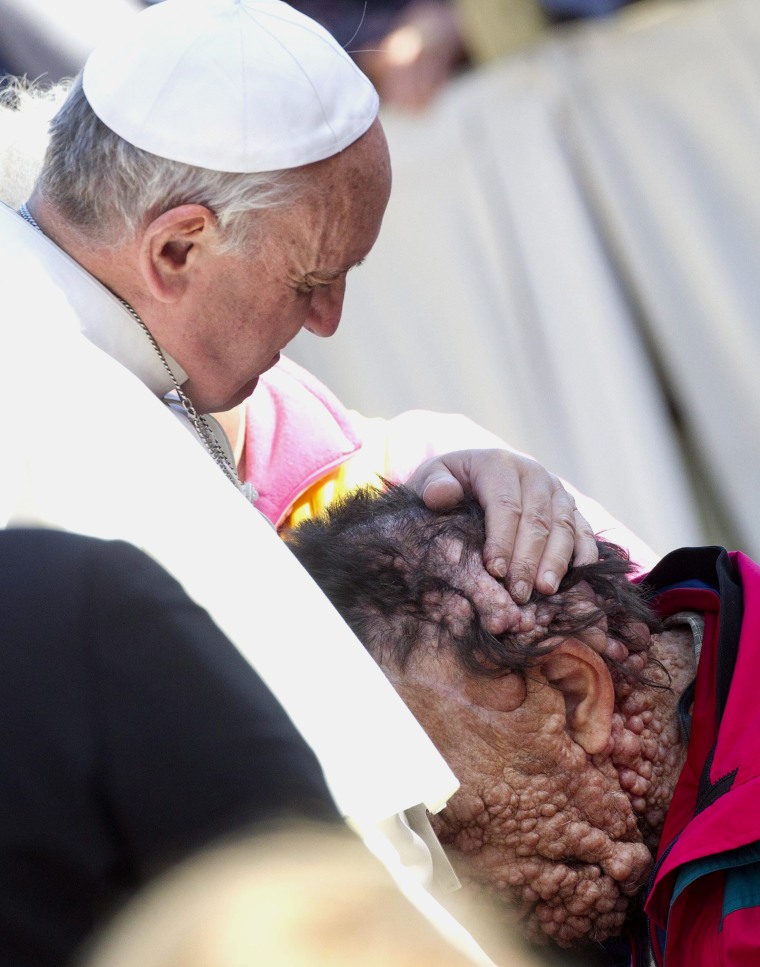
[304, 279, 346, 337]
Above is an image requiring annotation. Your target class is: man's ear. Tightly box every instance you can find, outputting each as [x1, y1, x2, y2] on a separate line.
[538, 640, 614, 755]
[139, 204, 218, 303]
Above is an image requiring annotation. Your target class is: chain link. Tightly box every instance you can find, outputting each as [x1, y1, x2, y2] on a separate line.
[117, 302, 243, 490]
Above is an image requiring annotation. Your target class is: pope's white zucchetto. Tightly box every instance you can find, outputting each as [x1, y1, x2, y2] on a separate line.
[81, 0, 379, 173]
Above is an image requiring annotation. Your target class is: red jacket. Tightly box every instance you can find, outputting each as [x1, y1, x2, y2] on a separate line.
[638, 547, 760, 966]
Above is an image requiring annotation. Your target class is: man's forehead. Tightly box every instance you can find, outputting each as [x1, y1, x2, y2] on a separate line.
[248, 186, 374, 269]
[287, 177, 388, 274]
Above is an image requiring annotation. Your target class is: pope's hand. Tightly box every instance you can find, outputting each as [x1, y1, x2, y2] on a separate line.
[406, 449, 598, 607]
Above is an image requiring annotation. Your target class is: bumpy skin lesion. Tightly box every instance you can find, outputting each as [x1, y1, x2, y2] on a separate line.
[608, 625, 694, 850]
[392, 645, 653, 946]
[385, 537, 688, 948]
[286, 487, 693, 952]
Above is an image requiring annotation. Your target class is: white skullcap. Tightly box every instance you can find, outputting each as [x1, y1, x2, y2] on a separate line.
[81, 0, 379, 172]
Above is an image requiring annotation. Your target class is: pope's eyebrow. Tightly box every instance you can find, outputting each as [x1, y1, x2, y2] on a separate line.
[304, 258, 366, 284]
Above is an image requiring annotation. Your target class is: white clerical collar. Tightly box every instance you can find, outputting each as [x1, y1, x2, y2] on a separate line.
[1, 202, 187, 397]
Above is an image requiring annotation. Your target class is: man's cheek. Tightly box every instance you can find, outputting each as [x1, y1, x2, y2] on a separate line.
[463, 671, 526, 713]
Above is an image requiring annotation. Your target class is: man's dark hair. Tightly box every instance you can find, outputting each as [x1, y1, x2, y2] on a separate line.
[286, 484, 661, 678]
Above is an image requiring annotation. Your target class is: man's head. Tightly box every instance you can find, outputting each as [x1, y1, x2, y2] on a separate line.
[30, 0, 391, 412]
[287, 485, 691, 949]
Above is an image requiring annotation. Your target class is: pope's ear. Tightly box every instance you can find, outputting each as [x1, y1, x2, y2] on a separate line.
[139, 204, 216, 302]
[539, 640, 614, 755]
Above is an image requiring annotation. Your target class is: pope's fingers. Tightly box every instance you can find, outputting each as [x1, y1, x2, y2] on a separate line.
[472, 452, 560, 597]
[569, 506, 600, 568]
[482, 464, 598, 603]
[526, 488, 595, 598]
[425, 453, 527, 586]
[409, 449, 593, 605]
[483, 475, 556, 603]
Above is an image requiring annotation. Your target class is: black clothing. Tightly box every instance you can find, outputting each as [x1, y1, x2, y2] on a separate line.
[0, 529, 338, 967]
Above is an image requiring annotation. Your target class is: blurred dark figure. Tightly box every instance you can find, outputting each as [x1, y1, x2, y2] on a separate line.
[0, 528, 338, 967]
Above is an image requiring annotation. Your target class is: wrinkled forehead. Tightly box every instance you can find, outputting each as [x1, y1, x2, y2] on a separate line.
[286, 122, 391, 244]
[303, 119, 392, 213]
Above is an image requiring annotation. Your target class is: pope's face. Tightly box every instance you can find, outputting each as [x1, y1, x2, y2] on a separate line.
[177, 120, 391, 412]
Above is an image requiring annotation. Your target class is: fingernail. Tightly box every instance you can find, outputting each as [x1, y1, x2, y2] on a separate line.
[542, 571, 558, 593]
[512, 580, 530, 603]
[490, 557, 507, 579]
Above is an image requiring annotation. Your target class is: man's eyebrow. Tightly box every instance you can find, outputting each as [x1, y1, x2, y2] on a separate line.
[304, 258, 366, 283]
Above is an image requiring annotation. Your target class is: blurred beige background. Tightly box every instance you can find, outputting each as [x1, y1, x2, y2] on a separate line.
[288, 0, 760, 558]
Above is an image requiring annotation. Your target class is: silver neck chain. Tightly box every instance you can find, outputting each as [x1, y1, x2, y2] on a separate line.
[117, 301, 242, 490]
[18, 201, 244, 493]
[18, 202, 40, 231]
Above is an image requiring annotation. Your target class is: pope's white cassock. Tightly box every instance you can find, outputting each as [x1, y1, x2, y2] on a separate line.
[0, 201, 496, 965]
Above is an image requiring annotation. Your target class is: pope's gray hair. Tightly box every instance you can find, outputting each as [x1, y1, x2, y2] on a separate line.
[35, 75, 306, 251]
